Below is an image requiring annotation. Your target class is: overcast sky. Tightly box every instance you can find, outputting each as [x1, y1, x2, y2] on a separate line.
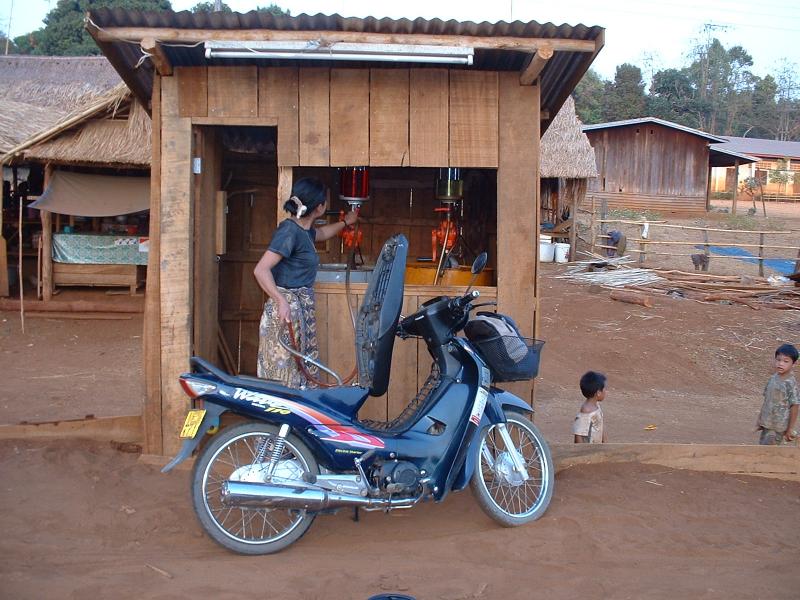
[5, 0, 799, 81]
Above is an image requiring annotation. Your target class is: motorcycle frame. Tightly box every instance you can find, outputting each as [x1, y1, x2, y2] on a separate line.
[164, 337, 532, 503]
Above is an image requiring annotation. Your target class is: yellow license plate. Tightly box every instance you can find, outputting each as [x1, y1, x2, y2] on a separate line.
[179, 409, 207, 439]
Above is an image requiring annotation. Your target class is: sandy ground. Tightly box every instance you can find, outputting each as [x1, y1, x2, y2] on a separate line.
[0, 206, 798, 597]
[1, 438, 799, 600]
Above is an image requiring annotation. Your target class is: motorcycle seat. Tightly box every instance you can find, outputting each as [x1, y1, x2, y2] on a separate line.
[190, 356, 370, 418]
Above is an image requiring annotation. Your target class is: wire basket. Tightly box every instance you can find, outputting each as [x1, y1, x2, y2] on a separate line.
[470, 335, 545, 382]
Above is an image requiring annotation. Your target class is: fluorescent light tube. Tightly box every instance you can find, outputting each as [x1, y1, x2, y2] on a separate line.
[204, 41, 474, 65]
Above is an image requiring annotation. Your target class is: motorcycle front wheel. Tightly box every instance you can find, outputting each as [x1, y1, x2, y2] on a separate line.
[191, 422, 318, 555]
[470, 410, 554, 526]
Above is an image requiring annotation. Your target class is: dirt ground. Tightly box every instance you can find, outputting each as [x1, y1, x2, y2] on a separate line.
[1, 438, 799, 600]
[0, 204, 798, 597]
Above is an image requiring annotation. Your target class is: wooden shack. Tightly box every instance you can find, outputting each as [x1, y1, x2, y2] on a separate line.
[583, 117, 727, 214]
[3, 85, 151, 301]
[0, 56, 122, 297]
[87, 9, 604, 454]
[539, 96, 597, 238]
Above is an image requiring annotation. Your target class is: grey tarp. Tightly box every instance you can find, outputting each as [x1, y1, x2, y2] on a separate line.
[30, 170, 149, 216]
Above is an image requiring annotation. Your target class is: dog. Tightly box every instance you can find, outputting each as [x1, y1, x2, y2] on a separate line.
[690, 253, 709, 271]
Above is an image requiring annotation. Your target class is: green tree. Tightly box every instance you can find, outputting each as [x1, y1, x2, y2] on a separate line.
[190, 1, 232, 12]
[255, 4, 290, 16]
[602, 63, 646, 121]
[647, 67, 703, 128]
[31, 0, 172, 56]
[573, 69, 605, 124]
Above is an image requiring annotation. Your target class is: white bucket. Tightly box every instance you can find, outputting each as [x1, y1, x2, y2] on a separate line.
[539, 234, 552, 244]
[539, 242, 555, 262]
[553, 242, 571, 263]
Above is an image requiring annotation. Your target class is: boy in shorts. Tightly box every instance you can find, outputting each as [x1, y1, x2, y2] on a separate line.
[756, 344, 799, 445]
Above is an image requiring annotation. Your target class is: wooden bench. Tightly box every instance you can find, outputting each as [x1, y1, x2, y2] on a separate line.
[53, 263, 143, 295]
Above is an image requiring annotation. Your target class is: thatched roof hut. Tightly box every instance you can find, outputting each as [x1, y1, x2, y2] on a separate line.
[540, 96, 597, 178]
[8, 85, 151, 169]
[538, 96, 596, 236]
[0, 56, 121, 154]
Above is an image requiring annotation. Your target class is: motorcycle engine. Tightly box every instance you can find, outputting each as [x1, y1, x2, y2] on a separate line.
[373, 460, 421, 494]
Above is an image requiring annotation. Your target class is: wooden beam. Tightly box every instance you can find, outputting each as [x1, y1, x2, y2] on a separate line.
[41, 164, 54, 302]
[519, 46, 553, 85]
[190, 116, 278, 126]
[141, 37, 173, 76]
[144, 75, 163, 455]
[91, 27, 598, 53]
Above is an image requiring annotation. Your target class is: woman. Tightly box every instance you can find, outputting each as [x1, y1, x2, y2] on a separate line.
[253, 177, 358, 388]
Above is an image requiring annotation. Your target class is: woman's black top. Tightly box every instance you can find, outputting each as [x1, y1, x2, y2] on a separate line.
[268, 219, 319, 289]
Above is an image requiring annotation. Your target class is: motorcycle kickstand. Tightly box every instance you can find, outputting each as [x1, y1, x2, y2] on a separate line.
[352, 507, 360, 522]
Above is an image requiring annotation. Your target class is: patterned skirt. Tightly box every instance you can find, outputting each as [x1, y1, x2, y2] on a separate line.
[257, 286, 319, 389]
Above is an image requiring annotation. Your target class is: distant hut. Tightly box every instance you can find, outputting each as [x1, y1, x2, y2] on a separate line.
[0, 56, 123, 296]
[539, 96, 597, 246]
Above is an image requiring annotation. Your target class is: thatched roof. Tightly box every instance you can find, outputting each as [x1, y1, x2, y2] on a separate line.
[3, 83, 151, 168]
[540, 96, 598, 179]
[0, 55, 121, 154]
[24, 88, 151, 168]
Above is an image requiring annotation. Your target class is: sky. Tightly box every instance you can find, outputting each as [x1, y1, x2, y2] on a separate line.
[3, 0, 799, 81]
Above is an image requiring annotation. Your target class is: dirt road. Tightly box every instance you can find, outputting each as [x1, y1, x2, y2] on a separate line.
[1, 438, 798, 600]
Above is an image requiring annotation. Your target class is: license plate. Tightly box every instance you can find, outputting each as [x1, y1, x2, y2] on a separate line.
[179, 409, 207, 439]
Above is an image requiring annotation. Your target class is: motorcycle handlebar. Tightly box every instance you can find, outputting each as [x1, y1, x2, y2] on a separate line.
[451, 290, 480, 310]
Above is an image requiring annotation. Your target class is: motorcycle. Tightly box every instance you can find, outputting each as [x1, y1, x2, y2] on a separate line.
[163, 234, 553, 555]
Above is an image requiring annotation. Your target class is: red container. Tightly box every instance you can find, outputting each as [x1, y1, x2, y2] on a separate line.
[339, 167, 370, 201]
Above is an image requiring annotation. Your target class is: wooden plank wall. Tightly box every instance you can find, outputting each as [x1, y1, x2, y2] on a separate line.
[158, 76, 194, 456]
[175, 66, 500, 168]
[586, 125, 710, 213]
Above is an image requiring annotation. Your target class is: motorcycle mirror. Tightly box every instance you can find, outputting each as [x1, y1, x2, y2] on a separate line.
[471, 252, 488, 275]
[464, 252, 488, 296]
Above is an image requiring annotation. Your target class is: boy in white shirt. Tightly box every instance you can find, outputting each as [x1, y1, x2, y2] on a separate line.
[573, 371, 607, 443]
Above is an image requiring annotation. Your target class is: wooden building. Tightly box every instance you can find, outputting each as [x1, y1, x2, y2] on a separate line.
[3, 85, 151, 301]
[710, 136, 799, 202]
[0, 56, 122, 297]
[583, 117, 733, 214]
[87, 9, 604, 455]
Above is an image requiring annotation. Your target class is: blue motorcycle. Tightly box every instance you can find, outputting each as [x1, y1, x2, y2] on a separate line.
[164, 235, 552, 554]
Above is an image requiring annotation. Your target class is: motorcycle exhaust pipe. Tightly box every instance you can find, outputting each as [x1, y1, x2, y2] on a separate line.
[221, 480, 417, 511]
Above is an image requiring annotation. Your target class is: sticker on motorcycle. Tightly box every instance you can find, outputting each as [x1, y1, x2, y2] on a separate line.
[469, 387, 489, 426]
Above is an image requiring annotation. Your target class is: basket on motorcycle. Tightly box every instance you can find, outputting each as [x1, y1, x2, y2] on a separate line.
[464, 313, 544, 382]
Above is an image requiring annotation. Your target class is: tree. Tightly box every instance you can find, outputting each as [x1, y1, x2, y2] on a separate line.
[602, 63, 646, 121]
[647, 67, 703, 128]
[572, 69, 605, 124]
[191, 2, 289, 15]
[29, 0, 173, 56]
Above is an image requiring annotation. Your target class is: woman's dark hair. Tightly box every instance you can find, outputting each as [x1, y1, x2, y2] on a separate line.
[283, 177, 327, 217]
[580, 371, 606, 399]
[776, 343, 799, 363]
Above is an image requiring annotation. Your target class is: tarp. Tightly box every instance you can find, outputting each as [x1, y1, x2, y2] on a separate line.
[30, 170, 149, 217]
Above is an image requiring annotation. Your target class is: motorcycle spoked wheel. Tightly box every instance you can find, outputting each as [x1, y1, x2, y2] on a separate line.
[470, 410, 554, 526]
[191, 421, 319, 555]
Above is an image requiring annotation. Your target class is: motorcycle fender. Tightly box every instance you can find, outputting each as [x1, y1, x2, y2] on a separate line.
[450, 390, 533, 491]
[161, 401, 227, 473]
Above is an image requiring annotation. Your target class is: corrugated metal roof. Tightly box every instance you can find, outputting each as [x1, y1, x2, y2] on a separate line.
[583, 118, 725, 143]
[718, 136, 800, 160]
[709, 145, 758, 167]
[87, 9, 603, 131]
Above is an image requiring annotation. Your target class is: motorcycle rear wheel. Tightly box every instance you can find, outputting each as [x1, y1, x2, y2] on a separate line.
[191, 422, 318, 555]
[470, 410, 554, 526]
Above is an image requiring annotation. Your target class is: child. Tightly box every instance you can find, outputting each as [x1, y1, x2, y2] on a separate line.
[573, 371, 607, 443]
[756, 344, 799, 446]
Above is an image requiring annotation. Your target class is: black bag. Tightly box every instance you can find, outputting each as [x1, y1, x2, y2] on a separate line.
[464, 312, 544, 382]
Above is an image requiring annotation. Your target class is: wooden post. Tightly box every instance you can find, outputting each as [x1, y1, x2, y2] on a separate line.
[144, 75, 163, 455]
[589, 195, 596, 254]
[158, 76, 194, 456]
[569, 190, 579, 261]
[277, 166, 293, 225]
[497, 73, 538, 404]
[702, 228, 710, 272]
[758, 233, 765, 277]
[0, 183, 7, 296]
[732, 159, 740, 215]
[638, 227, 647, 265]
[14, 167, 24, 332]
[41, 164, 54, 301]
